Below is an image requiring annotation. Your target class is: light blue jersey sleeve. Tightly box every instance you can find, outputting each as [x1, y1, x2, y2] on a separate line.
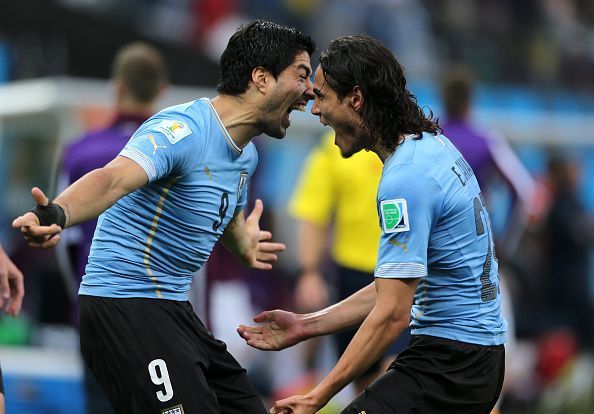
[119, 116, 204, 182]
[375, 164, 442, 279]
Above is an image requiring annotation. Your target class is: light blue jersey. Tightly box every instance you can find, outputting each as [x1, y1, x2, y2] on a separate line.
[79, 98, 258, 300]
[375, 133, 507, 346]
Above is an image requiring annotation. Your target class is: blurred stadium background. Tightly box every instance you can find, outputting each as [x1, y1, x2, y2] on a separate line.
[0, 1, 593, 413]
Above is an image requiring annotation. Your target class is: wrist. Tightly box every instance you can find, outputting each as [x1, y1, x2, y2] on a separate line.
[308, 385, 332, 410]
[297, 312, 323, 339]
[30, 201, 66, 228]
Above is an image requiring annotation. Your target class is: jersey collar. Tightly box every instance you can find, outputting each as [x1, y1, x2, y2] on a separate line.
[204, 98, 243, 156]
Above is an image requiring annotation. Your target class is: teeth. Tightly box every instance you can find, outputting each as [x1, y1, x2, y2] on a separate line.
[289, 104, 306, 112]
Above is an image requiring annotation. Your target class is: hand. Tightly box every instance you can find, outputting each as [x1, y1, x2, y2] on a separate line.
[0, 246, 24, 316]
[295, 270, 328, 312]
[269, 393, 323, 414]
[237, 309, 304, 351]
[242, 199, 285, 270]
[12, 187, 62, 248]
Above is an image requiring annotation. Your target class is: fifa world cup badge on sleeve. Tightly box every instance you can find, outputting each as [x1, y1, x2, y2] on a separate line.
[157, 120, 192, 144]
[381, 199, 410, 233]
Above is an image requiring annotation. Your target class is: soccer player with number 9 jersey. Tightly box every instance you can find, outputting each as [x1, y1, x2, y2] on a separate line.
[13, 20, 315, 414]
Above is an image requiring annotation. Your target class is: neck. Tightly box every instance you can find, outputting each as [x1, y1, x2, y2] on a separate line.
[372, 133, 415, 163]
[369, 139, 396, 164]
[210, 94, 263, 149]
[373, 145, 392, 163]
[117, 98, 154, 116]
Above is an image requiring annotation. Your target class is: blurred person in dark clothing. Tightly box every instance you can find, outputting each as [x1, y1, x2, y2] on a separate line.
[58, 42, 167, 414]
[542, 154, 594, 349]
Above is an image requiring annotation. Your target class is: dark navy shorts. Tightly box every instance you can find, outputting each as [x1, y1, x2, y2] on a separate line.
[342, 334, 505, 414]
[79, 295, 266, 414]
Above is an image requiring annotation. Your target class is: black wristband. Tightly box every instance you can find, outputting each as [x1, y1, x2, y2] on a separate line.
[30, 202, 66, 228]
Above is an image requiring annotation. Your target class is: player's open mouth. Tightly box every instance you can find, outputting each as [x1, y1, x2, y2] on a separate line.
[288, 103, 306, 113]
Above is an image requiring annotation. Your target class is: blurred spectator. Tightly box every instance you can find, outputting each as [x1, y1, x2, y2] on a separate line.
[3, 1, 593, 91]
[59, 42, 168, 293]
[440, 65, 537, 414]
[58, 42, 167, 414]
[541, 154, 594, 350]
[288, 131, 410, 395]
[440, 65, 535, 256]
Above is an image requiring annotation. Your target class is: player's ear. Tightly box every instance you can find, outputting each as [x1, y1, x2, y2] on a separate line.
[251, 67, 269, 94]
[350, 86, 364, 112]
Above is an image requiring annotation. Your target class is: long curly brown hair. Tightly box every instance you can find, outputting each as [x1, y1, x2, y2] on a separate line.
[319, 35, 440, 152]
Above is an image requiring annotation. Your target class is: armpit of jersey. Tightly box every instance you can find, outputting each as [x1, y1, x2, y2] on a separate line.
[375, 262, 427, 279]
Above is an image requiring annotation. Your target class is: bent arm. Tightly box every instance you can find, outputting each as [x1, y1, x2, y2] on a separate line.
[220, 200, 285, 270]
[304, 277, 417, 409]
[221, 210, 250, 265]
[238, 280, 378, 352]
[300, 280, 378, 338]
[56, 156, 148, 227]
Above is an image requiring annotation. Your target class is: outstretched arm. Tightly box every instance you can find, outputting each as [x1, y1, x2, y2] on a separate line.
[221, 199, 286, 270]
[270, 277, 418, 414]
[12, 156, 148, 248]
[237, 280, 378, 350]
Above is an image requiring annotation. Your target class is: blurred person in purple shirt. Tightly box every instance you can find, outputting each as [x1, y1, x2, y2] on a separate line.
[58, 42, 167, 414]
[440, 66, 537, 414]
[59, 43, 168, 283]
[440, 66, 535, 256]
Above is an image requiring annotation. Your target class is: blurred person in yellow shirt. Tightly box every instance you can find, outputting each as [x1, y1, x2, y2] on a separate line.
[289, 131, 410, 394]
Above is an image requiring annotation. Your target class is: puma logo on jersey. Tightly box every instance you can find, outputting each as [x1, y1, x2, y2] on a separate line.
[389, 237, 409, 253]
[148, 134, 167, 155]
[204, 166, 214, 181]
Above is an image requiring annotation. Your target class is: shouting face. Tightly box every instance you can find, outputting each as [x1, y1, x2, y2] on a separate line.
[260, 51, 314, 138]
[310, 66, 369, 158]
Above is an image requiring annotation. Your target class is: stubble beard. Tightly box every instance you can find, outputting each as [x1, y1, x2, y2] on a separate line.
[338, 126, 372, 159]
[258, 99, 286, 139]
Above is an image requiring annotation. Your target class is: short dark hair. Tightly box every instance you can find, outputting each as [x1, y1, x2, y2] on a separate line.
[440, 66, 474, 120]
[112, 42, 168, 103]
[217, 20, 315, 95]
[319, 35, 439, 152]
